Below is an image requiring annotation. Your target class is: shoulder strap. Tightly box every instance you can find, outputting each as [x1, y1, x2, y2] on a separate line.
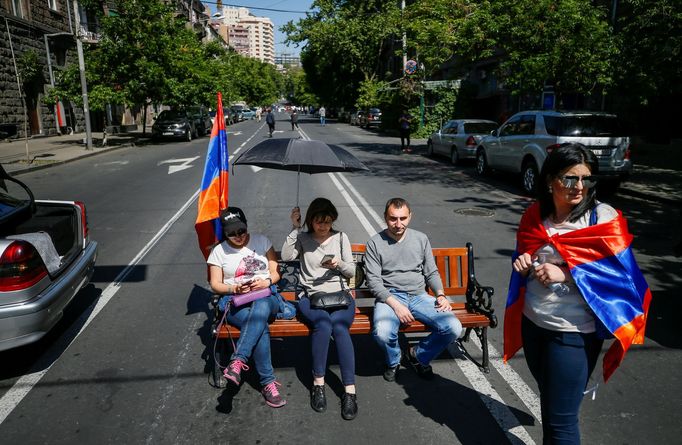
[589, 203, 601, 226]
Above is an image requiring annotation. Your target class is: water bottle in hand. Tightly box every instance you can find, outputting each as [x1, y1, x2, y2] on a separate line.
[532, 260, 570, 295]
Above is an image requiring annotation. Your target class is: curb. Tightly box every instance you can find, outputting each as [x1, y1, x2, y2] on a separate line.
[9, 142, 137, 176]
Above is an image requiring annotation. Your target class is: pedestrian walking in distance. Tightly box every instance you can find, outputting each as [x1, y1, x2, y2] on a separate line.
[265, 108, 275, 137]
[291, 109, 299, 131]
[319, 106, 326, 126]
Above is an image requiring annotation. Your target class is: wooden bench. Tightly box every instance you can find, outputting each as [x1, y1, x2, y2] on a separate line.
[210, 242, 497, 386]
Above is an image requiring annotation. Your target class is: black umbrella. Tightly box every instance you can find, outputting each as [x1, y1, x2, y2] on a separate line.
[232, 138, 369, 205]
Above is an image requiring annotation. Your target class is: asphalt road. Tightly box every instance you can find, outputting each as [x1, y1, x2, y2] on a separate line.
[0, 113, 680, 444]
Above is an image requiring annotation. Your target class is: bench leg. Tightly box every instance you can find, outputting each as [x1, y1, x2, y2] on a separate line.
[212, 337, 229, 389]
[458, 327, 490, 373]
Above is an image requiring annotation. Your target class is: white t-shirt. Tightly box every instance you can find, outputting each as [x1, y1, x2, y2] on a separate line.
[207, 234, 272, 285]
[523, 203, 618, 333]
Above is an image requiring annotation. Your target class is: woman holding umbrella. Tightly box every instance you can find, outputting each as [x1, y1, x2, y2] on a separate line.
[281, 198, 358, 420]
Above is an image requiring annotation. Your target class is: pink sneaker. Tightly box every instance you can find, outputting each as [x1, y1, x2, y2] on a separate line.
[261, 381, 286, 408]
[223, 359, 249, 385]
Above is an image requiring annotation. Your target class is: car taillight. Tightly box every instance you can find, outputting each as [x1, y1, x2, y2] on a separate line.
[624, 143, 631, 160]
[75, 201, 88, 239]
[546, 143, 562, 154]
[465, 136, 476, 146]
[0, 241, 48, 291]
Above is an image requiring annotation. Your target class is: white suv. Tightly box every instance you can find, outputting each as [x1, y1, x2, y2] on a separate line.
[475, 110, 632, 194]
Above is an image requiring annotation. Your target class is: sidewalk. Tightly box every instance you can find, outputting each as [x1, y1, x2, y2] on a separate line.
[0, 130, 151, 176]
[1, 131, 680, 205]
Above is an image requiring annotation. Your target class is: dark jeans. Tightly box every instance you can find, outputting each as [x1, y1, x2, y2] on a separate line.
[298, 296, 356, 385]
[522, 316, 603, 445]
[400, 128, 411, 149]
[267, 123, 275, 136]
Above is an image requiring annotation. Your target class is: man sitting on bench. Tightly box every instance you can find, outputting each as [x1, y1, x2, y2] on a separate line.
[365, 197, 463, 381]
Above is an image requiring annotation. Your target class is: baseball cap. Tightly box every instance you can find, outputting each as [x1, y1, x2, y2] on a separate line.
[220, 207, 247, 235]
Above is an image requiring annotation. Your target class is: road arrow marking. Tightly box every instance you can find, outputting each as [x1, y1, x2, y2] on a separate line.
[158, 156, 200, 174]
[227, 131, 242, 136]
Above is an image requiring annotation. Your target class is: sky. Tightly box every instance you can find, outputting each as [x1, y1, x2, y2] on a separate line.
[204, 0, 315, 56]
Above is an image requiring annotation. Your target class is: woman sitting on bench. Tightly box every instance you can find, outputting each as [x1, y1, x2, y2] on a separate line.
[207, 207, 285, 409]
[281, 198, 358, 420]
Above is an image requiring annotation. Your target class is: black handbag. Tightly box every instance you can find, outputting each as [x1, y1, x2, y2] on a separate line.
[309, 289, 353, 309]
[309, 232, 353, 310]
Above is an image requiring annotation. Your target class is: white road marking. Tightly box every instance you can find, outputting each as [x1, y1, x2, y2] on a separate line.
[95, 160, 129, 167]
[0, 189, 201, 425]
[325, 164, 540, 443]
[158, 157, 200, 174]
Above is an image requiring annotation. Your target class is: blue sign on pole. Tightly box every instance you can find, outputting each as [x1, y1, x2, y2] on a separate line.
[542, 92, 555, 110]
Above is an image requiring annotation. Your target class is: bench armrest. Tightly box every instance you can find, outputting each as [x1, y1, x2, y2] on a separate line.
[466, 277, 497, 328]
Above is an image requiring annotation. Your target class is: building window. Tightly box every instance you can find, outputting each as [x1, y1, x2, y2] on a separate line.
[12, 0, 25, 18]
[47, 0, 58, 10]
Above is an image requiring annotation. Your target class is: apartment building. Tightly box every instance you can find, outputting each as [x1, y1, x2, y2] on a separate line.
[217, 6, 274, 64]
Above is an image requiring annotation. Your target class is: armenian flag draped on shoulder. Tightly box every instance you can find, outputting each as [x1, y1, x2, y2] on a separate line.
[503, 202, 652, 381]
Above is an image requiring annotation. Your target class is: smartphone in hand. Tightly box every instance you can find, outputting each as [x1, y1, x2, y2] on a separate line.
[320, 254, 335, 265]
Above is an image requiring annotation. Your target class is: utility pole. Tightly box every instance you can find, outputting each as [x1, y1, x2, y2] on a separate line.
[72, 0, 93, 150]
[401, 0, 407, 71]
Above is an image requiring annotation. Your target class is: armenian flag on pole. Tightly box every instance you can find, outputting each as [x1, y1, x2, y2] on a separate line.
[195, 92, 229, 260]
[503, 202, 652, 382]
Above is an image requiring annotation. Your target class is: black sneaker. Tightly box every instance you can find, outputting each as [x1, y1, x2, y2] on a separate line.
[383, 364, 399, 382]
[401, 347, 434, 380]
[310, 384, 326, 412]
[341, 393, 358, 420]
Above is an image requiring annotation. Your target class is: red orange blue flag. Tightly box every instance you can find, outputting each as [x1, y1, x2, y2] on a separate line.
[195, 92, 229, 260]
[503, 202, 651, 381]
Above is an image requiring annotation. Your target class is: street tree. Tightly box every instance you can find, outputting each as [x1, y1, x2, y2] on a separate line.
[283, 0, 401, 107]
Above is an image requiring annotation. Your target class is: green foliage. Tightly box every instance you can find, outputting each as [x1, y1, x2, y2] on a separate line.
[616, 0, 682, 101]
[356, 78, 388, 108]
[17, 50, 45, 95]
[283, 0, 401, 107]
[45, 0, 284, 112]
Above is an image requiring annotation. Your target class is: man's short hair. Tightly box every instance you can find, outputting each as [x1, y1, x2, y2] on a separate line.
[384, 197, 411, 217]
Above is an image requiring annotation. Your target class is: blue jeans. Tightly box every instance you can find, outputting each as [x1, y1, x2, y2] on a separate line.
[226, 293, 279, 386]
[522, 316, 603, 445]
[320, 116, 325, 126]
[298, 296, 356, 385]
[373, 290, 462, 368]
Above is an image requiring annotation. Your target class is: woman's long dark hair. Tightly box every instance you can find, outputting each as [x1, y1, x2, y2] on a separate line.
[537, 143, 599, 222]
[304, 197, 338, 233]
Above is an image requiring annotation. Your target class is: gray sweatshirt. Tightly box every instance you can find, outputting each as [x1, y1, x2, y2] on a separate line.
[365, 229, 443, 303]
[281, 230, 355, 296]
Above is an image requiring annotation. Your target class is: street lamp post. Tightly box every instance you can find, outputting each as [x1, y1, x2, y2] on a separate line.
[72, 0, 93, 150]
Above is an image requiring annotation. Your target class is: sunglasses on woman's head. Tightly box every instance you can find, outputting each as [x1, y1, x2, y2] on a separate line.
[559, 175, 597, 189]
[226, 228, 247, 238]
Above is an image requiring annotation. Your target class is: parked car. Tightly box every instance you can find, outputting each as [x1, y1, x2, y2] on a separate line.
[241, 108, 257, 120]
[359, 108, 382, 128]
[187, 105, 212, 137]
[349, 110, 365, 126]
[151, 110, 197, 141]
[230, 105, 247, 122]
[0, 164, 97, 351]
[208, 107, 235, 127]
[427, 119, 499, 165]
[475, 110, 632, 195]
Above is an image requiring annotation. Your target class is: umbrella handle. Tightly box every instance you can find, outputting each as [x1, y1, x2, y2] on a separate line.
[296, 168, 300, 207]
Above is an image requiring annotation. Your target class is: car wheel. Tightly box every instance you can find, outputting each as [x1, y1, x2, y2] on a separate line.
[476, 149, 489, 175]
[522, 160, 539, 195]
[185, 129, 192, 142]
[426, 141, 434, 156]
[450, 147, 459, 165]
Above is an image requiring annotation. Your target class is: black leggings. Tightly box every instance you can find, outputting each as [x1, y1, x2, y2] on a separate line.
[400, 128, 411, 149]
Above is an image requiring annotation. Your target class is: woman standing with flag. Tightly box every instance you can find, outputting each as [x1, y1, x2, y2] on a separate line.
[504, 144, 651, 444]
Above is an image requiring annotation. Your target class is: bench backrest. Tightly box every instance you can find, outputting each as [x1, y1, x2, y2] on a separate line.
[277, 243, 474, 298]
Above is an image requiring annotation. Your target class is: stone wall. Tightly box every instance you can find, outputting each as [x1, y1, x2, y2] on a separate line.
[1, 3, 85, 138]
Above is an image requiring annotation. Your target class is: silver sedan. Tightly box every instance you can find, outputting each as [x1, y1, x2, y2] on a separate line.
[427, 119, 498, 165]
